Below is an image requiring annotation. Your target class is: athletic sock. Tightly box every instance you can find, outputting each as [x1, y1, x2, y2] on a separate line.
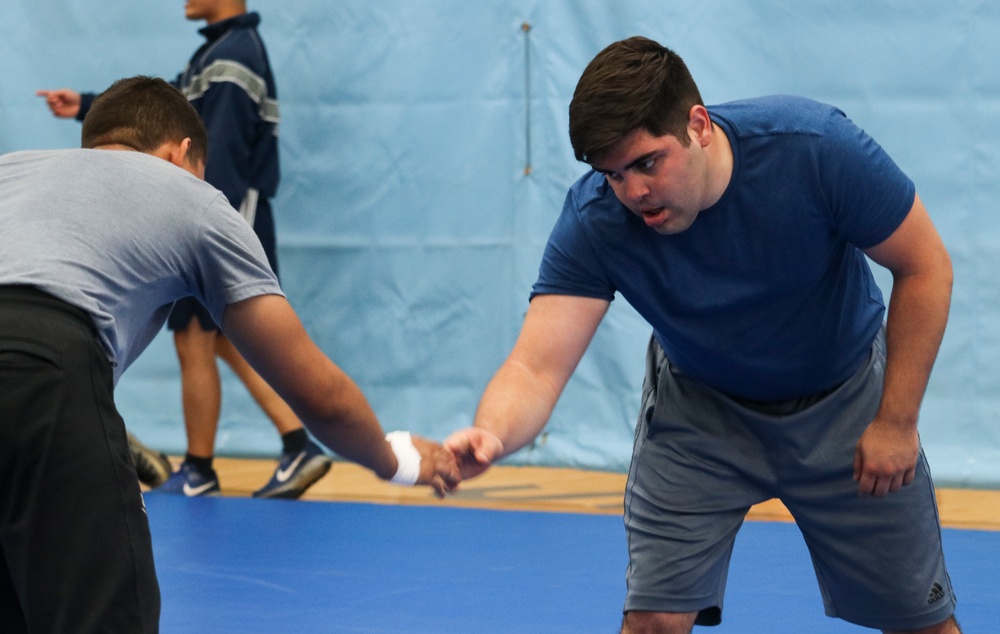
[281, 429, 308, 455]
[184, 453, 214, 473]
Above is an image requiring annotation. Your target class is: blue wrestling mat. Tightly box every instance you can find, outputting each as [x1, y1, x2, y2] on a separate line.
[146, 495, 999, 633]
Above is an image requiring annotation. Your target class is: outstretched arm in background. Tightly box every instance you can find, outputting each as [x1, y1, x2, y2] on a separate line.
[35, 88, 83, 118]
[222, 294, 461, 496]
[445, 294, 608, 480]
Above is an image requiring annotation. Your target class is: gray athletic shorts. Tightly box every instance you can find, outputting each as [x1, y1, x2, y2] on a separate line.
[623, 327, 957, 630]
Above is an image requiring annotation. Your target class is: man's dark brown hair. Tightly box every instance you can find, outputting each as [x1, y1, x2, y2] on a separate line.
[569, 37, 704, 164]
[82, 75, 208, 165]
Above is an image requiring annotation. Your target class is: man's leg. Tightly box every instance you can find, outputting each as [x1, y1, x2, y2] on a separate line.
[0, 292, 159, 631]
[884, 615, 961, 634]
[618, 596, 963, 633]
[622, 337, 766, 626]
[215, 333, 300, 436]
[156, 316, 222, 496]
[0, 535, 27, 633]
[174, 319, 222, 458]
[621, 611, 697, 634]
[779, 329, 957, 631]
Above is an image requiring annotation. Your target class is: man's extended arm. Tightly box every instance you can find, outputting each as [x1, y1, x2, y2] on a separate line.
[446, 294, 609, 479]
[222, 294, 460, 495]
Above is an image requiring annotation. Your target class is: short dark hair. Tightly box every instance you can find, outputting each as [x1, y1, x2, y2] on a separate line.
[81, 76, 208, 165]
[569, 37, 703, 164]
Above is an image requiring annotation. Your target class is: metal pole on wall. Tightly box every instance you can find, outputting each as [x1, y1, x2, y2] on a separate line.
[522, 21, 532, 177]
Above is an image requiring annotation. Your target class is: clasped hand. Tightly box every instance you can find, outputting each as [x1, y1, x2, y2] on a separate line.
[404, 428, 503, 497]
[444, 428, 505, 480]
[409, 434, 462, 498]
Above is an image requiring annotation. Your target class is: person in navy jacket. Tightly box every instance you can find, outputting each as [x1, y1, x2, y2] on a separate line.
[37, 1, 332, 500]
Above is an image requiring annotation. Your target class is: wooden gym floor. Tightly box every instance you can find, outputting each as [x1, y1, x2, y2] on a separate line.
[191, 457, 1000, 532]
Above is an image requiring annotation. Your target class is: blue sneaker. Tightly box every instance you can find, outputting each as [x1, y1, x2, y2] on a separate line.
[252, 440, 332, 499]
[156, 461, 221, 497]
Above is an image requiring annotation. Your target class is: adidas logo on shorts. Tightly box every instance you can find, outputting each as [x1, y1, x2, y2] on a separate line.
[927, 581, 945, 604]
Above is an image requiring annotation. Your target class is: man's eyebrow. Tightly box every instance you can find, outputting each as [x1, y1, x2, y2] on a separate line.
[595, 150, 659, 176]
[624, 151, 658, 171]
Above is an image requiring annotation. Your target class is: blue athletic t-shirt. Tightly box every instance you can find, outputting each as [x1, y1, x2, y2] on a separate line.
[532, 96, 915, 400]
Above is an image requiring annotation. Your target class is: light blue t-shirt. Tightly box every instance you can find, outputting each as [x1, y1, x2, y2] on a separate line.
[533, 96, 915, 400]
[0, 148, 283, 384]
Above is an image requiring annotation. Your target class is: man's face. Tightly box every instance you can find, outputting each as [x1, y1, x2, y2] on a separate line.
[184, 0, 222, 22]
[591, 127, 712, 236]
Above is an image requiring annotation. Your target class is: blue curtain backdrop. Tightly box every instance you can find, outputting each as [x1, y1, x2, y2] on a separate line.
[3, 1, 998, 486]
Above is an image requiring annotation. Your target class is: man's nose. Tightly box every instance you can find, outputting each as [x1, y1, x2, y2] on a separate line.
[622, 174, 648, 203]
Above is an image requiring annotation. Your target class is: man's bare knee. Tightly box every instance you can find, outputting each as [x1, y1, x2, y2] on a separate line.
[621, 610, 697, 634]
[884, 614, 961, 634]
[173, 321, 217, 365]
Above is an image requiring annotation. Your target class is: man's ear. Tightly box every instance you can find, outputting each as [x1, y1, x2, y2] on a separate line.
[167, 137, 193, 168]
[156, 137, 204, 178]
[687, 105, 713, 147]
[148, 138, 190, 166]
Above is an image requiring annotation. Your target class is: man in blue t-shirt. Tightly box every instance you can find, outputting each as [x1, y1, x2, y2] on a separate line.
[447, 37, 959, 634]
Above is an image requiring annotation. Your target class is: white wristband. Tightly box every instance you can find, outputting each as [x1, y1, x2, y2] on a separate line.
[385, 431, 421, 486]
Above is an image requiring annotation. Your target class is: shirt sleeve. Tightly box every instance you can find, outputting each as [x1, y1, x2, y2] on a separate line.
[820, 110, 916, 249]
[531, 185, 618, 302]
[74, 92, 97, 122]
[190, 194, 283, 325]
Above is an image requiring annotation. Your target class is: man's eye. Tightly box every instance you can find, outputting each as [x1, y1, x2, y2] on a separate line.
[638, 157, 656, 172]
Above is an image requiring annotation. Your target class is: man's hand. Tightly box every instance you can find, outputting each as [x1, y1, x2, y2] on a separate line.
[411, 434, 462, 498]
[853, 418, 919, 497]
[36, 89, 82, 119]
[444, 428, 504, 480]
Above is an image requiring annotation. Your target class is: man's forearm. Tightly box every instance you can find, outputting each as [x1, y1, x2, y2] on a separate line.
[473, 358, 562, 458]
[876, 269, 952, 428]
